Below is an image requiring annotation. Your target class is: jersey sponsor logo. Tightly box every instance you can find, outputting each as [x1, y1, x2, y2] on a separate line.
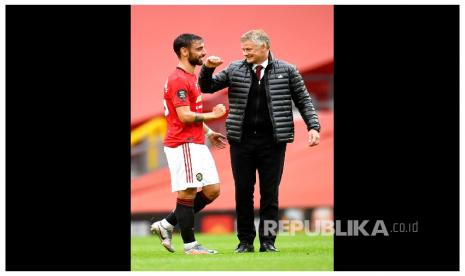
[177, 90, 187, 101]
[195, 95, 202, 111]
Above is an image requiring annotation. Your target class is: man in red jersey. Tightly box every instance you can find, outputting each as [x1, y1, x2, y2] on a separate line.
[151, 33, 227, 255]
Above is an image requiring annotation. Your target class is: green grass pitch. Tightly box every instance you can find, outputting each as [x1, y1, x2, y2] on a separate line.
[131, 233, 333, 271]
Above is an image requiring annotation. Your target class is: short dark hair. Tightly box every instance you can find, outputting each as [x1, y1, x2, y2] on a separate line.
[173, 33, 203, 58]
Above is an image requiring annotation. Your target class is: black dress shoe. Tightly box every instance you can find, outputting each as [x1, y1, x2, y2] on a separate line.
[259, 242, 279, 252]
[234, 242, 254, 253]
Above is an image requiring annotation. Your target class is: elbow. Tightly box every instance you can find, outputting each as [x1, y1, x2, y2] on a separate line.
[179, 117, 192, 124]
[199, 84, 213, 94]
[178, 114, 193, 124]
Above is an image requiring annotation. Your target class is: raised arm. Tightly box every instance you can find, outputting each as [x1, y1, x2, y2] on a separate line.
[198, 56, 230, 93]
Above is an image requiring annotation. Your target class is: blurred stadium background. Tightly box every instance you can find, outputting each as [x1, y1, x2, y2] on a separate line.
[131, 6, 333, 238]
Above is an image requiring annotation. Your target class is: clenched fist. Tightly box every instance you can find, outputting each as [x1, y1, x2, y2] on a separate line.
[205, 56, 224, 68]
[212, 104, 226, 118]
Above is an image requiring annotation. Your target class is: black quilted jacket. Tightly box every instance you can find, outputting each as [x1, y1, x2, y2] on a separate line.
[198, 52, 320, 143]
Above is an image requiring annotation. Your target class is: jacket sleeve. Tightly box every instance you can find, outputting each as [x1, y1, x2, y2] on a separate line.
[198, 64, 230, 93]
[289, 65, 321, 132]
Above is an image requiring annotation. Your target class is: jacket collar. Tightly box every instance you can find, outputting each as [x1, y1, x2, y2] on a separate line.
[268, 51, 275, 63]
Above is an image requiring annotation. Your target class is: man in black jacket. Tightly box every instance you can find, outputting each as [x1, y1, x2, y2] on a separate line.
[198, 29, 320, 253]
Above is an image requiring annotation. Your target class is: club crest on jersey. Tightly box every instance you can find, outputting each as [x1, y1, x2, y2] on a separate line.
[177, 90, 187, 101]
[196, 173, 203, 182]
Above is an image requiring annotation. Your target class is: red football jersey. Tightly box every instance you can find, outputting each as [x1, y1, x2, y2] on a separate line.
[163, 67, 204, 147]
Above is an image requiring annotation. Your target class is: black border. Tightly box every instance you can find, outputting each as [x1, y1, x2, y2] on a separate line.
[334, 5, 459, 270]
[6, 5, 131, 270]
[5, 4, 460, 271]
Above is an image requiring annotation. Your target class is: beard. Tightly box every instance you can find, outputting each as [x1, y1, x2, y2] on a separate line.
[188, 53, 204, 66]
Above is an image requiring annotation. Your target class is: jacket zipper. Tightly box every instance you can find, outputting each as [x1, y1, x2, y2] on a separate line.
[264, 67, 278, 142]
[254, 74, 260, 134]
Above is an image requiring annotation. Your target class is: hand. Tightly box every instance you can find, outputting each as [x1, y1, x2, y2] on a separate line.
[308, 129, 320, 147]
[212, 104, 226, 118]
[207, 131, 227, 149]
[205, 56, 224, 68]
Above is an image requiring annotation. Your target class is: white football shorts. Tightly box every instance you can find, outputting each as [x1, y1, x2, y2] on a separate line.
[164, 143, 220, 192]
